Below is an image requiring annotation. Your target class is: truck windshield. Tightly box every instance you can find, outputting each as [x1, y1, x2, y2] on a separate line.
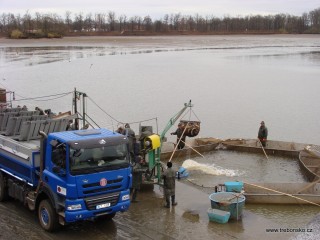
[69, 144, 129, 175]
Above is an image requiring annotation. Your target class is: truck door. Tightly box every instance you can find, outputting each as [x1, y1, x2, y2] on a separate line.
[43, 140, 68, 199]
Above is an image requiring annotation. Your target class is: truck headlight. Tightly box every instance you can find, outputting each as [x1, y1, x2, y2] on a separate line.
[122, 194, 130, 201]
[67, 204, 82, 211]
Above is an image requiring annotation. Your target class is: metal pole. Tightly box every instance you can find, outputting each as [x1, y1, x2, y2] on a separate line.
[74, 88, 79, 130]
[82, 92, 86, 127]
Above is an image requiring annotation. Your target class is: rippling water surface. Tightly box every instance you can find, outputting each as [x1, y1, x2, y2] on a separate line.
[1, 35, 320, 144]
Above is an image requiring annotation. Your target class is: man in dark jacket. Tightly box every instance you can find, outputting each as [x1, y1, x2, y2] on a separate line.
[171, 123, 186, 149]
[161, 162, 177, 208]
[123, 123, 136, 160]
[131, 157, 144, 202]
[258, 121, 268, 147]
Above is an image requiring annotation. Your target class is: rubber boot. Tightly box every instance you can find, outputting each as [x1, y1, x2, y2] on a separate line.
[132, 189, 138, 203]
[164, 196, 170, 208]
[171, 195, 177, 206]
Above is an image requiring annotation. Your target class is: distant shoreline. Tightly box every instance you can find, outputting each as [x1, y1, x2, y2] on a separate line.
[1, 30, 317, 40]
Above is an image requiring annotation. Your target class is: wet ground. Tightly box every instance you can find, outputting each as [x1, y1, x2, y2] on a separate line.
[0, 149, 319, 239]
[1, 179, 318, 240]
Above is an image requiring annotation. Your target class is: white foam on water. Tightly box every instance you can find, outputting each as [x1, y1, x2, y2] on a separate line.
[181, 159, 241, 177]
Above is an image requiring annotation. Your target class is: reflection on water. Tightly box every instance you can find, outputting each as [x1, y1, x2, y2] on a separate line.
[245, 204, 319, 228]
[1, 36, 320, 68]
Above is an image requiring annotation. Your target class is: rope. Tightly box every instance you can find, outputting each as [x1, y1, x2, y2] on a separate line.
[191, 109, 201, 121]
[180, 139, 205, 158]
[123, 117, 158, 125]
[180, 108, 191, 120]
[87, 96, 121, 123]
[87, 95, 158, 129]
[169, 126, 189, 162]
[244, 182, 320, 207]
[13, 92, 73, 102]
[186, 178, 215, 188]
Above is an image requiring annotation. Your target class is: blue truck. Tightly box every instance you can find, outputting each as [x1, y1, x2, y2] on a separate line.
[0, 107, 132, 231]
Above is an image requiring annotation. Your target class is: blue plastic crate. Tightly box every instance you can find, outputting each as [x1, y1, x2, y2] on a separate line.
[224, 181, 243, 193]
[207, 208, 230, 224]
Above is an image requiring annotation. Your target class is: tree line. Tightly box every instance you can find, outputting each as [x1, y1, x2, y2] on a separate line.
[0, 8, 320, 38]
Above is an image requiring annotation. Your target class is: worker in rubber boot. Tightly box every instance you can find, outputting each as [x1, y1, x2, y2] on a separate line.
[258, 121, 268, 147]
[161, 162, 177, 208]
[171, 123, 186, 149]
[131, 156, 144, 203]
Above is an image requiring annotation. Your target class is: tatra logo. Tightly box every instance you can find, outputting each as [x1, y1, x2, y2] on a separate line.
[82, 179, 89, 183]
[100, 178, 107, 187]
[99, 139, 106, 144]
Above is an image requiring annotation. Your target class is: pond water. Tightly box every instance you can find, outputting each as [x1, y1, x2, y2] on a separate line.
[1, 35, 320, 145]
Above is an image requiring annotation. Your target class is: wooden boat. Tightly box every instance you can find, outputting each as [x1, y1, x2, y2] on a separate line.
[299, 147, 320, 182]
[160, 137, 221, 161]
[220, 138, 308, 158]
[243, 182, 320, 205]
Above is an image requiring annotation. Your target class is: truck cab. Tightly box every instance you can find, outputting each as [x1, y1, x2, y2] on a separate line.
[37, 128, 132, 230]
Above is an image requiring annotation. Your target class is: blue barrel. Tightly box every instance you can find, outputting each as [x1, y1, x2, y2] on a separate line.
[209, 192, 245, 220]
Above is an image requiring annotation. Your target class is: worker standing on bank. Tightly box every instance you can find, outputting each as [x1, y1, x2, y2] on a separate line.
[258, 121, 268, 147]
[161, 162, 177, 208]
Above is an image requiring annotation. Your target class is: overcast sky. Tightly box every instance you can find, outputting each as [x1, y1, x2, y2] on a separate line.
[1, 0, 319, 19]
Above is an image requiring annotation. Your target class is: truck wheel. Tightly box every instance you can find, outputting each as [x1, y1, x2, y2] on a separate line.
[38, 199, 59, 232]
[0, 172, 8, 202]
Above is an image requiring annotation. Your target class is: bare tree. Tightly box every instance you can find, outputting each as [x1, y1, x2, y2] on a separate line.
[65, 11, 72, 32]
[1, 7, 320, 37]
[143, 15, 153, 31]
[73, 12, 84, 32]
[108, 11, 116, 31]
[95, 13, 106, 32]
[119, 14, 127, 32]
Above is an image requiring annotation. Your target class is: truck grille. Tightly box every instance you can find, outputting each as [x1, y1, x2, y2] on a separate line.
[85, 193, 120, 210]
[81, 178, 123, 195]
[82, 178, 122, 188]
[83, 185, 121, 195]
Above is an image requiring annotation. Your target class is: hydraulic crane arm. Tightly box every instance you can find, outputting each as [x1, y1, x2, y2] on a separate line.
[160, 100, 193, 142]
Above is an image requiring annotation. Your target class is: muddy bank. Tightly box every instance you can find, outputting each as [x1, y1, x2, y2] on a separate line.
[0, 180, 301, 240]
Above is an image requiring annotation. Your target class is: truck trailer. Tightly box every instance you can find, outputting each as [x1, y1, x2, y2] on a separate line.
[0, 106, 132, 231]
